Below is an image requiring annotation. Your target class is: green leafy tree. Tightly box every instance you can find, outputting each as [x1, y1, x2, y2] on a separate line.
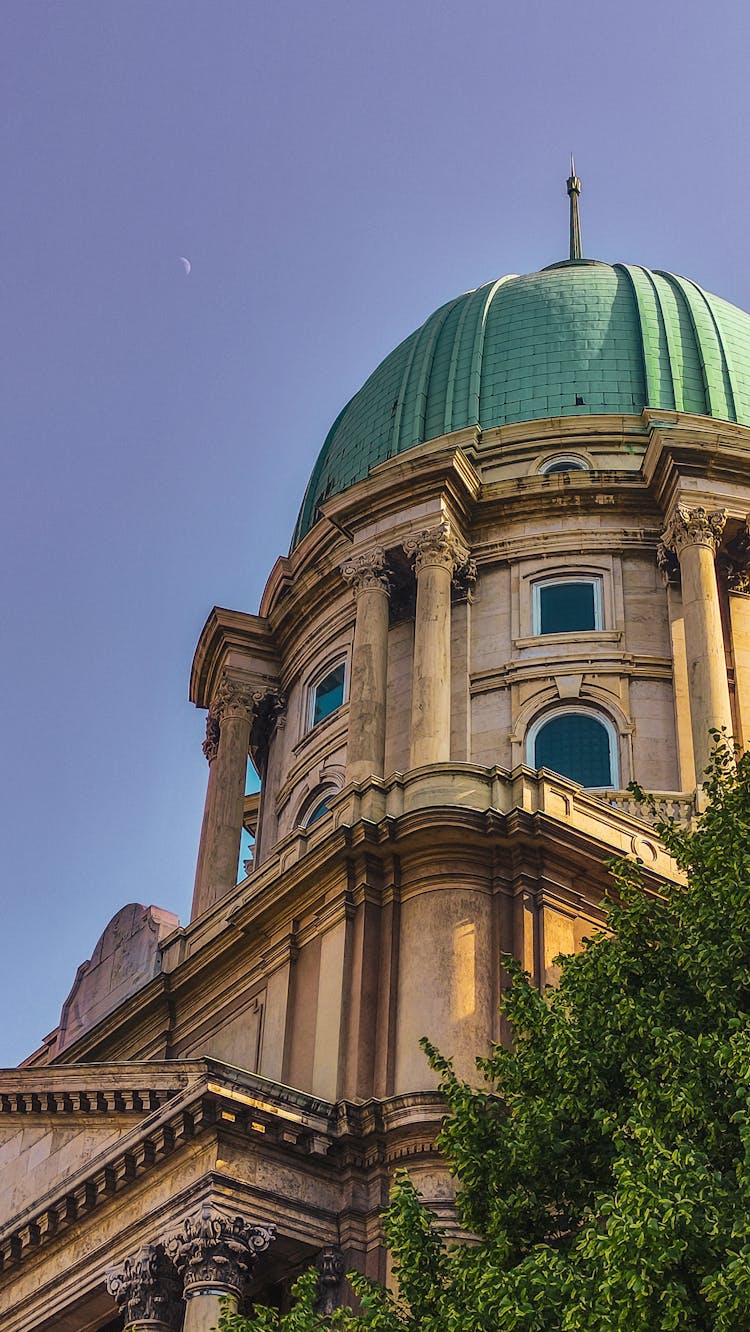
[222, 740, 750, 1331]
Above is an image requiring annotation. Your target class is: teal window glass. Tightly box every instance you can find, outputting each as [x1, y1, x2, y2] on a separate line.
[312, 663, 345, 726]
[534, 713, 613, 787]
[544, 459, 585, 474]
[539, 581, 596, 634]
[306, 798, 331, 825]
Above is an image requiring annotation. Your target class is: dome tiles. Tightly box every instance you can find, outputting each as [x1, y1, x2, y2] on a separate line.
[293, 259, 750, 546]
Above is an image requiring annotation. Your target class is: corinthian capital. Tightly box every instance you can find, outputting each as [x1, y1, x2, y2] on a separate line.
[403, 522, 469, 575]
[166, 1204, 276, 1300]
[252, 685, 287, 729]
[662, 504, 727, 557]
[106, 1243, 182, 1330]
[341, 546, 390, 596]
[213, 675, 257, 723]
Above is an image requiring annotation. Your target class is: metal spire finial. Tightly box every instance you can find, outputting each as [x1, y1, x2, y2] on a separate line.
[566, 156, 583, 261]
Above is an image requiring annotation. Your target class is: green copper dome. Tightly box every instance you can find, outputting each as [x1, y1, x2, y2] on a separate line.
[293, 260, 750, 546]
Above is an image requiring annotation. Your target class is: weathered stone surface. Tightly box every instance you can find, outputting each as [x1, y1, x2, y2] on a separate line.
[57, 903, 178, 1054]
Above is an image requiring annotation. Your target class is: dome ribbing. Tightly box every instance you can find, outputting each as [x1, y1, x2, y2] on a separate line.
[293, 260, 750, 546]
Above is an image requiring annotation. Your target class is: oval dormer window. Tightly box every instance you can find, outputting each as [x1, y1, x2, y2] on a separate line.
[539, 454, 590, 474]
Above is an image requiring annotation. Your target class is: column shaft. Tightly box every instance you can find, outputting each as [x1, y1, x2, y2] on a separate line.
[191, 679, 255, 919]
[663, 506, 732, 781]
[410, 560, 453, 767]
[342, 549, 390, 784]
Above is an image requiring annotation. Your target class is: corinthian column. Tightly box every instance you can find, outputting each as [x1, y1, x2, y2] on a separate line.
[106, 1243, 182, 1332]
[167, 1205, 276, 1331]
[404, 522, 469, 768]
[191, 676, 256, 919]
[661, 504, 732, 780]
[341, 547, 390, 784]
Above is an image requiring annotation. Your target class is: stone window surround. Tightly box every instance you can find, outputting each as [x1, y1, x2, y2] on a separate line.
[513, 553, 621, 643]
[536, 451, 592, 474]
[531, 574, 604, 637]
[525, 704, 621, 790]
[303, 653, 349, 736]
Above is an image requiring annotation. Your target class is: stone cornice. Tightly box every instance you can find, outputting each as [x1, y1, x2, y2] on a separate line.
[0, 1062, 450, 1282]
[190, 607, 280, 712]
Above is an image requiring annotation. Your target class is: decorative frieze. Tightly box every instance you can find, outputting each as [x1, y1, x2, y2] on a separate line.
[106, 1243, 182, 1330]
[403, 521, 469, 576]
[166, 1204, 276, 1301]
[661, 504, 727, 557]
[341, 546, 390, 596]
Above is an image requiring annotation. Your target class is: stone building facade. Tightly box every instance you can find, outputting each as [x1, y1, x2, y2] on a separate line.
[4, 239, 750, 1329]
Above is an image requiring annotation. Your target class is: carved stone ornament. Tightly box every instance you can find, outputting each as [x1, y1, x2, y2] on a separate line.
[213, 675, 258, 723]
[316, 1245, 346, 1316]
[403, 521, 470, 576]
[656, 540, 680, 587]
[722, 520, 750, 593]
[252, 685, 287, 729]
[452, 555, 478, 603]
[106, 1243, 182, 1330]
[202, 706, 221, 763]
[340, 546, 390, 596]
[166, 1204, 276, 1300]
[661, 504, 727, 557]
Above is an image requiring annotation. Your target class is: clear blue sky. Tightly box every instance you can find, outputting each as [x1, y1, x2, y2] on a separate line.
[2, 0, 749, 1064]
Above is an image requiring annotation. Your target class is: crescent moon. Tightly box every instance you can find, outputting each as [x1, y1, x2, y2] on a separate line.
[179, 256, 191, 276]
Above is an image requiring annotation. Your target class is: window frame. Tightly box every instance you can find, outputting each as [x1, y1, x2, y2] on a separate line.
[538, 453, 590, 474]
[532, 575, 603, 637]
[306, 657, 348, 732]
[526, 707, 620, 790]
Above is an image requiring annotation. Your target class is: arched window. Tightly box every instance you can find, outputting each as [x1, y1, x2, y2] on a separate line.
[527, 709, 618, 788]
[307, 660, 346, 730]
[305, 796, 331, 826]
[539, 454, 590, 474]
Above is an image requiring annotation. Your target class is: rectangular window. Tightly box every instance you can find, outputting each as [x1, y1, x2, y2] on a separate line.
[310, 662, 346, 728]
[533, 579, 602, 635]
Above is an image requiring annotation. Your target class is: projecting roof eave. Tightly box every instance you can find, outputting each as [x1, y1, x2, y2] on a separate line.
[189, 605, 280, 710]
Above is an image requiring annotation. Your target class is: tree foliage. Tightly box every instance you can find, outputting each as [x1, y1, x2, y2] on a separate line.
[221, 740, 750, 1331]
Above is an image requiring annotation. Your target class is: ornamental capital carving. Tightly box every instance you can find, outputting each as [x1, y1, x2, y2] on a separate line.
[662, 504, 727, 557]
[656, 541, 680, 587]
[213, 675, 257, 723]
[202, 707, 221, 763]
[403, 522, 469, 576]
[721, 520, 750, 593]
[452, 555, 478, 603]
[252, 685, 287, 729]
[315, 1244, 346, 1315]
[341, 546, 390, 596]
[106, 1243, 182, 1330]
[166, 1204, 276, 1301]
